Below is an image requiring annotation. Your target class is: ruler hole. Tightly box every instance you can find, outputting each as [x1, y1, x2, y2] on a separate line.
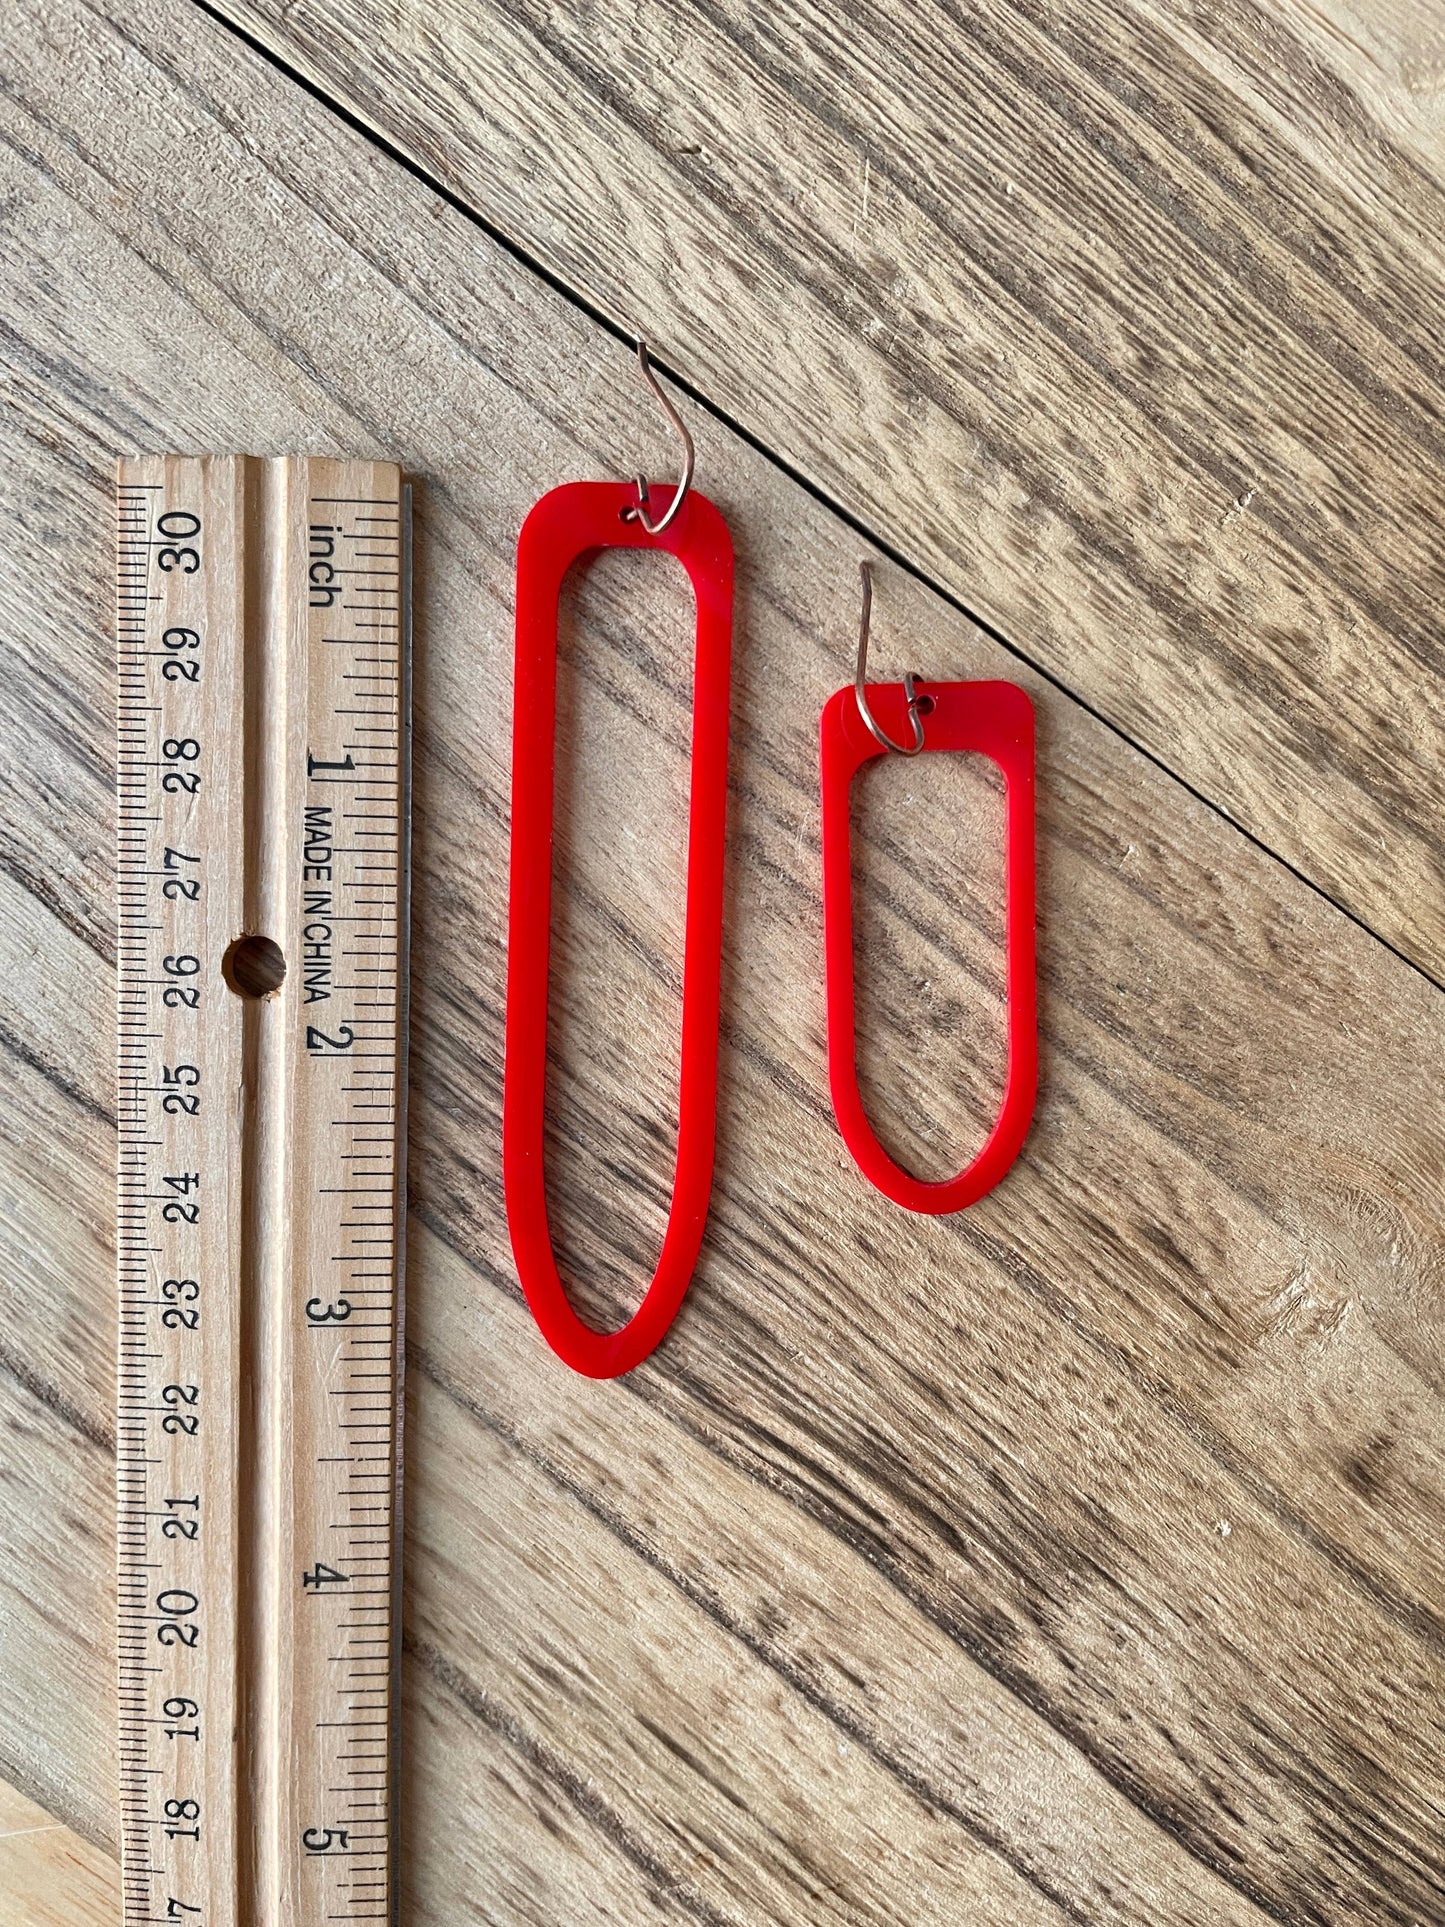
[222, 934, 287, 999]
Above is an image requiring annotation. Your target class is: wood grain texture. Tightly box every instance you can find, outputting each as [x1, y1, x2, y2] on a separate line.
[0, 0, 1442, 1923]
[204, 0, 1445, 984]
[0, 1776, 118, 1927]
[114, 456, 407, 1927]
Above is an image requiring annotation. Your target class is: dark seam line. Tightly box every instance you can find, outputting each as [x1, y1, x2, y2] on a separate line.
[10, 6, 1439, 1026]
[455, 886, 1445, 1630]
[408, 1342, 1104, 1926]
[183, 0, 1445, 1009]
[424, 0, 1445, 800]
[406, 1204, 1302, 1923]
[403, 922, 1445, 1652]
[722, 0, 1445, 692]
[0, 1746, 118, 1863]
[79, 0, 645, 484]
[496, 0, 1445, 718]
[45, 12, 1431, 1912]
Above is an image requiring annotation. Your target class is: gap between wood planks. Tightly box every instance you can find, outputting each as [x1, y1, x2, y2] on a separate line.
[188, 0, 1445, 1011]
[5, 3, 1441, 1911]
[0, 1771, 116, 1926]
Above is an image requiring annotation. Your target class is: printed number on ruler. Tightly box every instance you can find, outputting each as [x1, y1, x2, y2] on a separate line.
[116, 456, 409, 1927]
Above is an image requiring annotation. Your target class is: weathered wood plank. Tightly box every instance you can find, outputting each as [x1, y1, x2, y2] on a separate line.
[0, 0, 1442, 1922]
[204, 0, 1445, 982]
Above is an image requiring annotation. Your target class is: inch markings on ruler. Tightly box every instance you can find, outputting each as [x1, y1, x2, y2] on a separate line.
[116, 455, 411, 1927]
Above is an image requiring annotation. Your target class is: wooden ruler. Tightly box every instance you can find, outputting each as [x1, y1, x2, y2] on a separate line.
[116, 456, 410, 1926]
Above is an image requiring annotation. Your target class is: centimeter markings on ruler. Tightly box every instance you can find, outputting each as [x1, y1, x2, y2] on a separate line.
[116, 455, 410, 1927]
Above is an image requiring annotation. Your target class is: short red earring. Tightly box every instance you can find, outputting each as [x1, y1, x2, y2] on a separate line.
[503, 344, 732, 1376]
[820, 562, 1037, 1213]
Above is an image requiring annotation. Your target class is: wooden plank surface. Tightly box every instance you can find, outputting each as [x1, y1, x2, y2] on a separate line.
[0, 1776, 117, 1927]
[0, 0, 1442, 1923]
[203, 0, 1445, 984]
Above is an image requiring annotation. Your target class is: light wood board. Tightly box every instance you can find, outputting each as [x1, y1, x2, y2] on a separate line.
[115, 455, 407, 1927]
[0, 1775, 117, 1927]
[0, 0, 1442, 1922]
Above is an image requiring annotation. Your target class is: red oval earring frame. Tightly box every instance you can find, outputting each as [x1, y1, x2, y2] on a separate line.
[503, 480, 732, 1378]
[820, 678, 1038, 1213]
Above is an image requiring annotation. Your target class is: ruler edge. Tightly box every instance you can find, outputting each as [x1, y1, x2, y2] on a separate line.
[387, 478, 413, 1921]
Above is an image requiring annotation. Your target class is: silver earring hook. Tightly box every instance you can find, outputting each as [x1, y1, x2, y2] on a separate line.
[854, 560, 926, 755]
[620, 339, 695, 536]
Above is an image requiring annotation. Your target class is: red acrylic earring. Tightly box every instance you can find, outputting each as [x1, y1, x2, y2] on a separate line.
[820, 562, 1037, 1214]
[503, 344, 732, 1377]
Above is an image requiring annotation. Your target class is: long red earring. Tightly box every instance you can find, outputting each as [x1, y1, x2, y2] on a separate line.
[504, 345, 733, 1377]
[820, 562, 1037, 1213]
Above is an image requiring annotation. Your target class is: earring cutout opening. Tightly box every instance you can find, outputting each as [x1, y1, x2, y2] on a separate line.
[503, 480, 733, 1376]
[820, 676, 1037, 1213]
